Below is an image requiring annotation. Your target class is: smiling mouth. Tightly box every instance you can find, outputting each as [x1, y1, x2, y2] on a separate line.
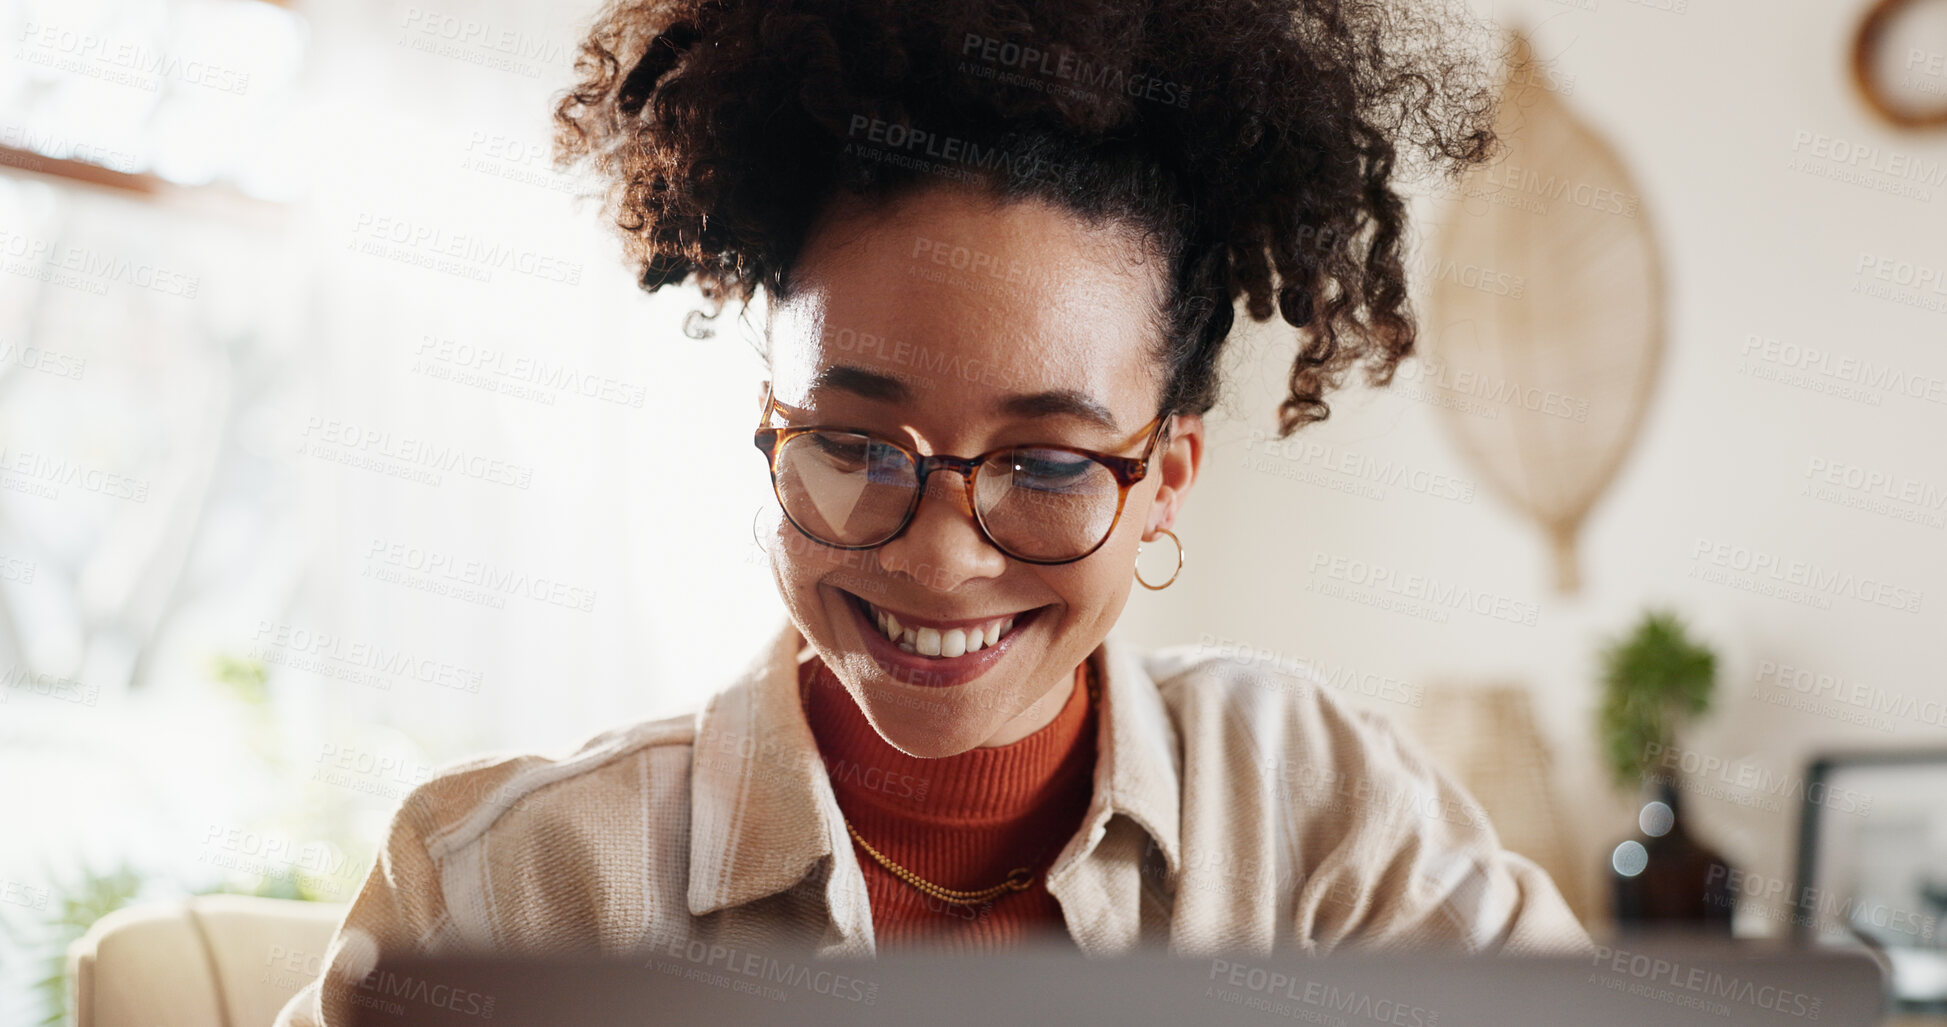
[842, 591, 1033, 659]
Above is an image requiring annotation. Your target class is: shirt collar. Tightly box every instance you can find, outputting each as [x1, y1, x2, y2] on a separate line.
[685, 618, 836, 918]
[686, 616, 1182, 922]
[1086, 629, 1183, 881]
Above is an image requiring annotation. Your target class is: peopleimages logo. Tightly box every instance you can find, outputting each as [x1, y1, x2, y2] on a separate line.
[1851, 251, 1947, 315]
[645, 938, 878, 1005]
[410, 335, 647, 409]
[1754, 659, 1947, 730]
[845, 115, 1068, 188]
[1738, 333, 1947, 408]
[1641, 742, 1873, 816]
[0, 445, 150, 502]
[958, 33, 1191, 109]
[1205, 959, 1437, 1026]
[348, 212, 584, 286]
[0, 230, 200, 298]
[1392, 356, 1591, 422]
[299, 416, 534, 490]
[1801, 455, 1947, 529]
[1409, 252, 1526, 298]
[1688, 537, 1924, 614]
[1239, 430, 1477, 504]
[828, 324, 1020, 391]
[820, 755, 928, 802]
[0, 339, 86, 380]
[1706, 864, 1939, 940]
[350, 968, 494, 1020]
[1790, 131, 1947, 187]
[1194, 633, 1425, 708]
[1474, 163, 1638, 217]
[253, 618, 486, 693]
[363, 538, 598, 613]
[396, 6, 567, 79]
[15, 21, 252, 94]
[1855, 252, 1947, 294]
[1307, 551, 1541, 627]
[1589, 945, 1822, 1020]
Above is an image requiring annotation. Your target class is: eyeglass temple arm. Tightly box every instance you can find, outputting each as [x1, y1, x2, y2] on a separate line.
[1139, 411, 1175, 463]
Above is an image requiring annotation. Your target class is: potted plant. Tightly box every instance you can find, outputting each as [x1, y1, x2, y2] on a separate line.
[1595, 608, 1733, 933]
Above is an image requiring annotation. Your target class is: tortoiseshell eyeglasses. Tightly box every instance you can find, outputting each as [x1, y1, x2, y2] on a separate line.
[752, 382, 1171, 565]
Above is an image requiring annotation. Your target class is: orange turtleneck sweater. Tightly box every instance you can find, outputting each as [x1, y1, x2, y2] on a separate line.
[798, 656, 1099, 952]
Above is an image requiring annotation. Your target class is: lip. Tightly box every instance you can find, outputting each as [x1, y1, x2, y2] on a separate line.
[854, 601, 1020, 633]
[838, 588, 1044, 689]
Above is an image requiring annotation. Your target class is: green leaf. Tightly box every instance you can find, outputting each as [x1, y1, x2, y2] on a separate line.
[1596, 608, 1717, 791]
[209, 651, 270, 706]
[13, 863, 146, 1026]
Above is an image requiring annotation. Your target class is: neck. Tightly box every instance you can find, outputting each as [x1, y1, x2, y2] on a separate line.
[802, 656, 1097, 820]
[978, 663, 1087, 746]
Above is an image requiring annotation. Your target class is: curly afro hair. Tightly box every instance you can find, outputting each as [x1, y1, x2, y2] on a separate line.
[554, 0, 1500, 435]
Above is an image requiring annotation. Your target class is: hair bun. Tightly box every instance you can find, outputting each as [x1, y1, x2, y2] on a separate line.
[619, 23, 701, 118]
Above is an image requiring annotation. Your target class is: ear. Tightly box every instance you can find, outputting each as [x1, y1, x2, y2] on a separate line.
[1145, 413, 1203, 540]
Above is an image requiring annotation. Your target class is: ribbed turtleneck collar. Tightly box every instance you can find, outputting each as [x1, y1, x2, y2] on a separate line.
[799, 659, 1096, 824]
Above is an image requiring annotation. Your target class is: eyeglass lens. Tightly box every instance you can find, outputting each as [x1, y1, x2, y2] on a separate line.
[771, 431, 1123, 561]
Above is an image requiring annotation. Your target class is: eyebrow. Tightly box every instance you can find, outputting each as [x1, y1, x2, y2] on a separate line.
[809, 364, 1120, 432]
[994, 388, 1120, 432]
[809, 364, 910, 403]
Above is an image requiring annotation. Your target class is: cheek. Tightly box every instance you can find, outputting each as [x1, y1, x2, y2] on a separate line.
[1043, 556, 1131, 626]
[765, 521, 891, 626]
[765, 521, 841, 604]
[1076, 522, 1151, 616]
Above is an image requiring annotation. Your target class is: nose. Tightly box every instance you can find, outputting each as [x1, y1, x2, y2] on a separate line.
[874, 466, 1007, 591]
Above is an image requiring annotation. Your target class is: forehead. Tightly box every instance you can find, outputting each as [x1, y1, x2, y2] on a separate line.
[767, 185, 1169, 430]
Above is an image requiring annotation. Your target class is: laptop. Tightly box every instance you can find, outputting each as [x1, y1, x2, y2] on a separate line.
[1794, 749, 1947, 1013]
[348, 936, 1889, 1026]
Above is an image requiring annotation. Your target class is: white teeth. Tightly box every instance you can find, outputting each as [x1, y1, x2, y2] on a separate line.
[860, 598, 1027, 659]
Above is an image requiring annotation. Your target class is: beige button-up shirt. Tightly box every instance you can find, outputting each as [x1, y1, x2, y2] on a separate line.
[275, 619, 1590, 1026]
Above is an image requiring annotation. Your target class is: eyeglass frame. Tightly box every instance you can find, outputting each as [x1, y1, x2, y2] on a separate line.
[751, 381, 1174, 565]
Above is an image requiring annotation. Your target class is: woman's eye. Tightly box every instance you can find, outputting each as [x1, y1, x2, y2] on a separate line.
[807, 433, 908, 476]
[809, 433, 871, 464]
[1008, 449, 1094, 487]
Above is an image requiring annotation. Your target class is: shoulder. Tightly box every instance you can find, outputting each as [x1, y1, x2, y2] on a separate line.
[388, 711, 699, 862]
[1142, 639, 1588, 953]
[1143, 637, 1495, 854]
[319, 711, 702, 959]
[1143, 637, 1429, 782]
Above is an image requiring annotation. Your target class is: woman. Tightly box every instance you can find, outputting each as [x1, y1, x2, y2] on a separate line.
[279, 0, 1586, 1022]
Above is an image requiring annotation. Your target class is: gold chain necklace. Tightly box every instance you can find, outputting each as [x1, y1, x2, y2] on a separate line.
[844, 819, 1035, 905]
[840, 660, 1099, 907]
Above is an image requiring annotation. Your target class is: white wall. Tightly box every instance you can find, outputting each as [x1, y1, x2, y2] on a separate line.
[1117, 0, 1947, 931]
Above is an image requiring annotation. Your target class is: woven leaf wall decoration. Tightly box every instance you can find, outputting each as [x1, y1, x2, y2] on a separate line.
[1423, 31, 1666, 594]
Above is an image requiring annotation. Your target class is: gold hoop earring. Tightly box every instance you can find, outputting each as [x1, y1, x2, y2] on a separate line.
[1134, 528, 1184, 591]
